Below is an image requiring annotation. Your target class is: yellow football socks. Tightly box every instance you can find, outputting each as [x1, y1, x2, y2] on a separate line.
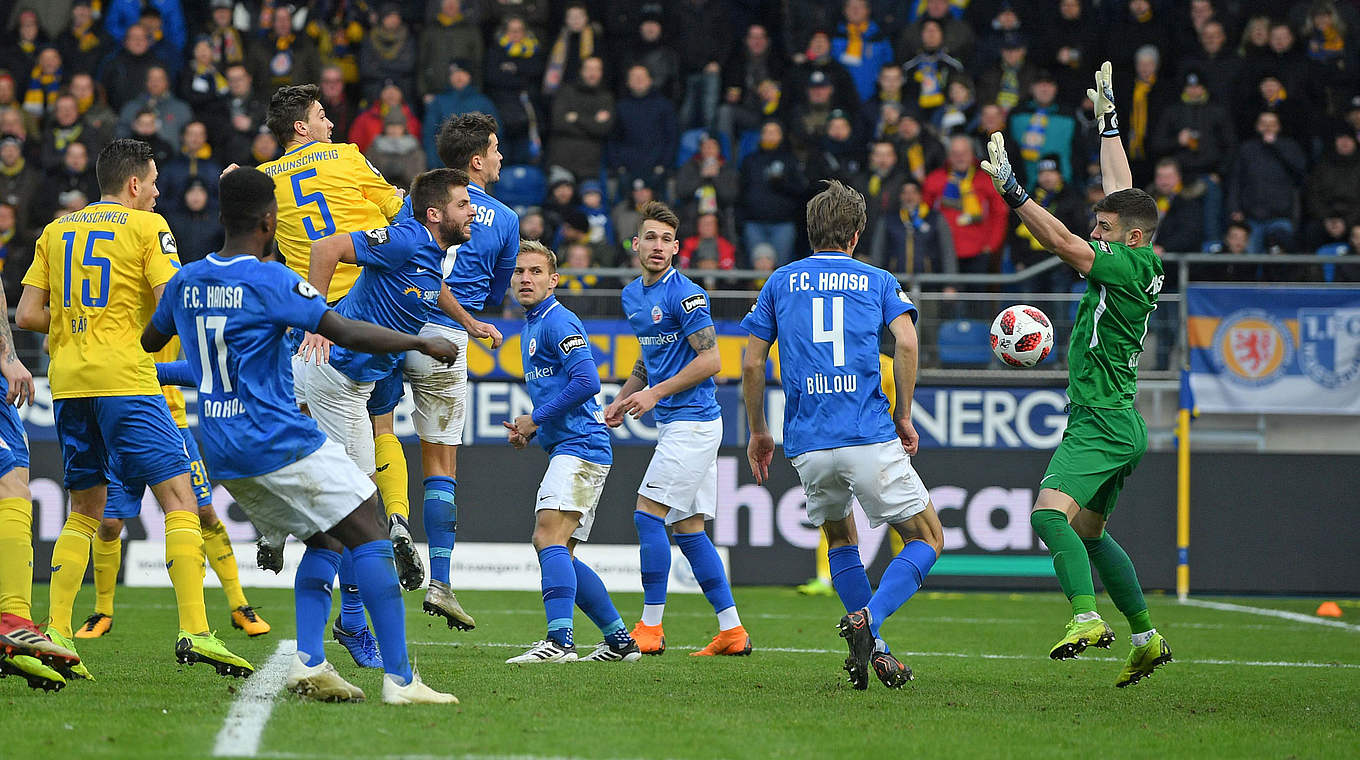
[48, 511, 99, 637]
[163, 511, 209, 634]
[815, 532, 831, 584]
[373, 433, 410, 519]
[202, 520, 249, 610]
[91, 534, 122, 617]
[0, 497, 33, 617]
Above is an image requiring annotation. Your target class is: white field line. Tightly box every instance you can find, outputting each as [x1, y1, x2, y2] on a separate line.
[213, 639, 297, 758]
[1181, 598, 1360, 632]
[258, 754, 667, 760]
[398, 640, 1360, 670]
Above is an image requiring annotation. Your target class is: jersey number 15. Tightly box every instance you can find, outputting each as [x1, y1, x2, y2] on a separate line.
[60, 230, 114, 308]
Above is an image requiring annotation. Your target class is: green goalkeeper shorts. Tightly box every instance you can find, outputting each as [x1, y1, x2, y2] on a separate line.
[1039, 404, 1148, 517]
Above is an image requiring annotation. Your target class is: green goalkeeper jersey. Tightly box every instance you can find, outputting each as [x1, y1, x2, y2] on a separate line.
[1066, 239, 1164, 409]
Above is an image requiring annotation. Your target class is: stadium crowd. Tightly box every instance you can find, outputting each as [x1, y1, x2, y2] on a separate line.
[1, 0, 1359, 305]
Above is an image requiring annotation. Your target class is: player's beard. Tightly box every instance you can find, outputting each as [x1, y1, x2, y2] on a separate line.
[439, 217, 471, 248]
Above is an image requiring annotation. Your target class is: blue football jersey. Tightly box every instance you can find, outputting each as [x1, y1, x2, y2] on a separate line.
[740, 252, 918, 458]
[621, 268, 721, 423]
[328, 217, 444, 382]
[397, 181, 518, 326]
[520, 295, 611, 465]
[151, 254, 331, 480]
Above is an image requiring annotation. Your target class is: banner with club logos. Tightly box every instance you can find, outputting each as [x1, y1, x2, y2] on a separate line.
[1186, 286, 1360, 414]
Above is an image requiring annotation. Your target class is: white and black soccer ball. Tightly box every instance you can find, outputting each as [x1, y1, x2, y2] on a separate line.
[990, 305, 1055, 367]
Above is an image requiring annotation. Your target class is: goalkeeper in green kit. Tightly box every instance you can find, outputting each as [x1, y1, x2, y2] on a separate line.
[980, 62, 1172, 688]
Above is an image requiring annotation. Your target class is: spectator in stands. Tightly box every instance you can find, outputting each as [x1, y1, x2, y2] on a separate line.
[1108, 0, 1171, 73]
[620, 8, 681, 103]
[159, 120, 220, 216]
[105, 0, 185, 65]
[788, 70, 840, 160]
[893, 108, 945, 183]
[805, 110, 865, 186]
[520, 207, 547, 243]
[1239, 74, 1309, 143]
[254, 4, 321, 92]
[556, 242, 602, 293]
[972, 0, 1028, 72]
[349, 82, 420, 155]
[679, 212, 736, 270]
[611, 64, 678, 189]
[613, 177, 656, 252]
[1241, 22, 1311, 111]
[1148, 158, 1207, 255]
[739, 120, 805, 265]
[977, 33, 1036, 112]
[1177, 20, 1242, 110]
[870, 176, 956, 276]
[307, 1, 365, 88]
[832, 0, 894, 103]
[1119, 45, 1176, 186]
[1228, 111, 1308, 252]
[67, 73, 115, 152]
[670, 0, 732, 131]
[898, 0, 975, 65]
[577, 179, 617, 250]
[101, 23, 163, 109]
[0, 108, 32, 156]
[484, 15, 546, 165]
[359, 5, 416, 103]
[786, 30, 859, 115]
[0, 136, 39, 239]
[56, 1, 110, 76]
[547, 56, 614, 184]
[0, 201, 30, 301]
[542, 2, 601, 97]
[1009, 153, 1084, 289]
[1345, 94, 1360, 140]
[419, 0, 483, 101]
[972, 102, 1024, 183]
[366, 109, 424, 191]
[542, 171, 577, 240]
[1043, 0, 1098, 109]
[35, 139, 98, 223]
[39, 95, 88, 172]
[554, 206, 613, 267]
[216, 63, 264, 165]
[205, 0, 245, 69]
[1171, 0, 1218, 56]
[423, 60, 497, 167]
[178, 37, 229, 122]
[860, 64, 906, 134]
[21, 47, 64, 122]
[717, 24, 784, 142]
[117, 65, 192, 151]
[249, 124, 279, 164]
[676, 132, 738, 239]
[1303, 1, 1360, 116]
[922, 134, 1007, 274]
[1, 10, 47, 86]
[127, 108, 173, 166]
[855, 139, 907, 233]
[1202, 221, 1255, 280]
[1152, 70, 1236, 183]
[317, 65, 355, 143]
[0, 78, 37, 144]
[133, 7, 185, 79]
[902, 19, 967, 123]
[1008, 71, 1076, 191]
[1306, 128, 1360, 244]
[934, 77, 977, 136]
[165, 178, 222, 263]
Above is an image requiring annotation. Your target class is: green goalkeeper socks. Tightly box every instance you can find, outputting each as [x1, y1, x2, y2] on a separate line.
[1083, 532, 1153, 634]
[1030, 509, 1097, 617]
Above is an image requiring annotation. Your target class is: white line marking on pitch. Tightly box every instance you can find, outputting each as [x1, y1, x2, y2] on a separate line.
[1181, 598, 1360, 632]
[403, 640, 1360, 670]
[213, 638, 296, 758]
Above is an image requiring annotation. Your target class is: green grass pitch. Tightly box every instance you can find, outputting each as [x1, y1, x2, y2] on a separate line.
[4, 586, 1358, 759]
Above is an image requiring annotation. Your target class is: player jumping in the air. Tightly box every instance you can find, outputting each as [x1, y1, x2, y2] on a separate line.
[143, 167, 459, 704]
[16, 139, 251, 679]
[741, 180, 944, 690]
[504, 241, 640, 664]
[979, 61, 1172, 687]
[603, 201, 750, 657]
[370, 112, 515, 633]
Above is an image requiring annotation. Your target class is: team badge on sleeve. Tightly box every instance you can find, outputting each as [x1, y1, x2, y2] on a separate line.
[681, 294, 707, 313]
[159, 231, 178, 255]
[364, 228, 390, 246]
[558, 334, 587, 355]
[897, 289, 911, 304]
[1097, 240, 1112, 253]
[295, 281, 322, 299]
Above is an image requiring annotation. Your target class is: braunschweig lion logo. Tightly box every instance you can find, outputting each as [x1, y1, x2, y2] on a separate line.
[1210, 309, 1293, 387]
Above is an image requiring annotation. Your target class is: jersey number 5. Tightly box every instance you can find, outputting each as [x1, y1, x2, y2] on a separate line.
[812, 296, 846, 367]
[60, 230, 114, 308]
[196, 315, 233, 394]
[291, 169, 337, 240]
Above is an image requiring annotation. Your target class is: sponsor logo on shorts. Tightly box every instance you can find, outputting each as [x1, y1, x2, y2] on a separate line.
[681, 294, 707, 313]
[558, 334, 587, 355]
[364, 228, 389, 245]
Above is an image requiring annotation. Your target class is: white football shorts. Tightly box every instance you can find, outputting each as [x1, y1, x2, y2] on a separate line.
[791, 439, 929, 528]
[299, 360, 376, 475]
[219, 438, 377, 541]
[535, 454, 610, 543]
[638, 418, 721, 525]
[403, 323, 469, 445]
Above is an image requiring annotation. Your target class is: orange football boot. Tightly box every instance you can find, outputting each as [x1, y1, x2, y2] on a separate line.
[629, 621, 665, 654]
[691, 626, 752, 656]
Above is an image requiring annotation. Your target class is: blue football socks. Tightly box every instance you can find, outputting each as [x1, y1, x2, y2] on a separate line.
[336, 548, 367, 633]
[422, 476, 457, 584]
[866, 540, 939, 639]
[351, 540, 413, 684]
[674, 530, 739, 628]
[828, 544, 872, 612]
[294, 547, 341, 667]
[573, 558, 627, 643]
[634, 511, 670, 613]
[539, 545, 576, 647]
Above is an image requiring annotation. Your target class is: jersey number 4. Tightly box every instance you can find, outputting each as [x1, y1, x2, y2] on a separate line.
[196, 315, 233, 393]
[812, 296, 846, 367]
[60, 230, 114, 308]
[291, 169, 337, 240]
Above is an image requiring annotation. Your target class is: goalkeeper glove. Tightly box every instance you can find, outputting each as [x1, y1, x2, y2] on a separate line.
[980, 132, 1030, 210]
[1088, 60, 1119, 138]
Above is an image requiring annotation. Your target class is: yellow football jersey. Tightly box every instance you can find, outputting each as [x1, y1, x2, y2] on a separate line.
[154, 337, 188, 428]
[258, 140, 403, 301]
[22, 201, 181, 400]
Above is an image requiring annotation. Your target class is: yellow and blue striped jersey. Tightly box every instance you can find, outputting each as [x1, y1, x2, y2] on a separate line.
[22, 201, 182, 399]
[258, 141, 403, 300]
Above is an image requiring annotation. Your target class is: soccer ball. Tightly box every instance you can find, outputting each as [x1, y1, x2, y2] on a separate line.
[990, 305, 1055, 367]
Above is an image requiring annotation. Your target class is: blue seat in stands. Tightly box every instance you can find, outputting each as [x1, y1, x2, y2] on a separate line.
[676, 128, 731, 167]
[937, 319, 994, 366]
[495, 164, 546, 211]
[736, 129, 761, 163]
